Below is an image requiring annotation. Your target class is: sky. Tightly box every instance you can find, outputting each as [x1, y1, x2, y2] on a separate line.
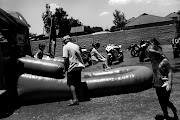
[0, 0, 180, 35]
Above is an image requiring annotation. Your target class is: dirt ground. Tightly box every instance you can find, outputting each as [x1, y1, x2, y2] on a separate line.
[1, 45, 180, 120]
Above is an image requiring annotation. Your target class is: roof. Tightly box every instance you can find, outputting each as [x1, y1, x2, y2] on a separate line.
[0, 8, 28, 30]
[178, 10, 180, 14]
[127, 17, 136, 23]
[165, 12, 179, 19]
[8, 11, 30, 27]
[126, 13, 172, 27]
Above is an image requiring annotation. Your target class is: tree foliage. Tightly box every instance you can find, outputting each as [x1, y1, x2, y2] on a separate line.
[110, 26, 119, 32]
[113, 9, 127, 30]
[42, 4, 82, 37]
[29, 32, 37, 38]
[105, 28, 110, 32]
[42, 4, 103, 37]
[42, 4, 52, 34]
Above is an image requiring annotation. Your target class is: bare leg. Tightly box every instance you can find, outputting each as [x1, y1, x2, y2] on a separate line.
[70, 85, 78, 101]
[103, 59, 111, 70]
[67, 70, 80, 106]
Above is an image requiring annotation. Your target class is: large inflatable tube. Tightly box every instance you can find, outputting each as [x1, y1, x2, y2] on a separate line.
[18, 57, 64, 79]
[42, 56, 64, 62]
[83, 66, 152, 97]
[17, 66, 153, 101]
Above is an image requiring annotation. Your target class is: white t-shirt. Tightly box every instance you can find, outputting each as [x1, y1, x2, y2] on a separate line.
[63, 42, 85, 72]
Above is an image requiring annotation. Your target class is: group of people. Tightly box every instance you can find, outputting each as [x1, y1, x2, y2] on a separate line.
[35, 35, 178, 119]
[34, 38, 110, 69]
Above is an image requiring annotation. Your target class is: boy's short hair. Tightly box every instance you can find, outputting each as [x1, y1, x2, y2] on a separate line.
[95, 43, 100, 48]
[150, 38, 160, 46]
[38, 43, 45, 49]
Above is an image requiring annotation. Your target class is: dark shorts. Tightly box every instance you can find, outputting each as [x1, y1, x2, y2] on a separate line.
[67, 67, 82, 87]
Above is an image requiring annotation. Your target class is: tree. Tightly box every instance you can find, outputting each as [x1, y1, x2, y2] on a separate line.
[29, 32, 37, 38]
[105, 28, 109, 32]
[42, 4, 83, 37]
[54, 7, 70, 37]
[110, 26, 120, 32]
[42, 4, 52, 34]
[113, 9, 127, 30]
[42, 4, 104, 37]
[69, 17, 82, 27]
[92, 27, 103, 33]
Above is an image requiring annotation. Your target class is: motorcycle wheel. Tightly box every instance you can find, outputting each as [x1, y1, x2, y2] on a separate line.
[81, 52, 89, 64]
[139, 51, 144, 62]
[131, 46, 139, 57]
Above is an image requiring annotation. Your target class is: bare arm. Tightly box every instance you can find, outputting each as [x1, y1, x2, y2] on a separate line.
[167, 61, 172, 86]
[34, 50, 40, 58]
[94, 48, 105, 59]
[167, 63, 172, 91]
[148, 48, 162, 55]
[161, 59, 172, 91]
[43, 52, 54, 58]
[63, 46, 69, 72]
[64, 57, 69, 72]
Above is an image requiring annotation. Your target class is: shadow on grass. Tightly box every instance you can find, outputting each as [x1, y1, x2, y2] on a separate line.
[0, 99, 21, 119]
[0, 106, 18, 119]
[155, 114, 176, 120]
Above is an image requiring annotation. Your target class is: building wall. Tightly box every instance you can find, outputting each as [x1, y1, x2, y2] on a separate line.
[31, 24, 176, 57]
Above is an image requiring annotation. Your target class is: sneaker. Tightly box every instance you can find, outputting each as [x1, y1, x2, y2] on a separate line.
[104, 67, 111, 71]
[68, 99, 79, 106]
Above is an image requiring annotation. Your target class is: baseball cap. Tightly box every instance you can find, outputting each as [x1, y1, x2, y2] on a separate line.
[63, 35, 70, 40]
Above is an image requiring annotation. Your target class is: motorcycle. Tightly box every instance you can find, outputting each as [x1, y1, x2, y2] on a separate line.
[128, 43, 140, 57]
[138, 40, 150, 62]
[105, 44, 124, 65]
[80, 47, 92, 66]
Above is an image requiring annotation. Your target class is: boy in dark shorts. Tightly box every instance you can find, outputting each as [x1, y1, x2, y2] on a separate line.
[62, 35, 85, 106]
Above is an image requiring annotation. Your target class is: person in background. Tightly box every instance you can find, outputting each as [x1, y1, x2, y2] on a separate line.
[171, 34, 180, 48]
[146, 38, 178, 120]
[62, 35, 85, 106]
[34, 43, 53, 59]
[90, 42, 111, 70]
[171, 34, 180, 58]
